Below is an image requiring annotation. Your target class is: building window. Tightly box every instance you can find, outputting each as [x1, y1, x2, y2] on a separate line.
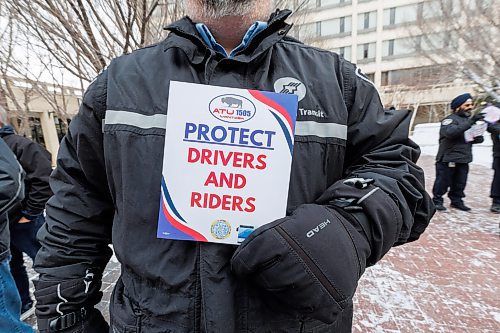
[357, 42, 376, 60]
[381, 71, 389, 86]
[320, 0, 350, 7]
[297, 22, 319, 40]
[296, 0, 318, 10]
[383, 38, 416, 57]
[54, 116, 70, 142]
[383, 4, 418, 26]
[333, 46, 352, 60]
[387, 40, 395, 56]
[320, 16, 352, 36]
[380, 65, 455, 86]
[28, 117, 46, 147]
[365, 73, 375, 82]
[295, 0, 353, 11]
[358, 11, 377, 31]
[420, 32, 457, 51]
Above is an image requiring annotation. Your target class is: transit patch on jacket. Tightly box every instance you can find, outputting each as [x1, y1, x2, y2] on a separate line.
[157, 81, 298, 244]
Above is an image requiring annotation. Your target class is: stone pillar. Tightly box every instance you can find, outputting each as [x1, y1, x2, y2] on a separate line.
[40, 110, 60, 167]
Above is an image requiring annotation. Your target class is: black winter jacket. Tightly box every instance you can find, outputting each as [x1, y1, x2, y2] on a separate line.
[436, 112, 483, 164]
[0, 137, 25, 261]
[34, 11, 434, 333]
[488, 122, 500, 158]
[0, 125, 52, 223]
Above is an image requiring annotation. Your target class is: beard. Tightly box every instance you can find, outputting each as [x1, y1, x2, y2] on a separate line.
[191, 0, 256, 19]
[457, 108, 472, 117]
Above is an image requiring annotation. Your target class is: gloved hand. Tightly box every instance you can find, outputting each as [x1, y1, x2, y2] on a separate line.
[470, 113, 485, 124]
[37, 308, 108, 333]
[231, 204, 370, 324]
[35, 269, 106, 333]
[472, 135, 484, 144]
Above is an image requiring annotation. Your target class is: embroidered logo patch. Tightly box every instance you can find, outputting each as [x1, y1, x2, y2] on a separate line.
[442, 119, 453, 126]
[274, 77, 307, 101]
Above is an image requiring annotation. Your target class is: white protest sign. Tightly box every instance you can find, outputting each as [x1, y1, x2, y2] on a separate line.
[157, 81, 298, 245]
[481, 106, 500, 124]
[464, 121, 487, 142]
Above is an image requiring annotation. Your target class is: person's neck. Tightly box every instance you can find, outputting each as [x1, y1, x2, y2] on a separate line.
[201, 16, 257, 55]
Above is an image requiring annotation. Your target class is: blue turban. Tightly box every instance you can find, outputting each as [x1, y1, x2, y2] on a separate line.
[451, 93, 472, 110]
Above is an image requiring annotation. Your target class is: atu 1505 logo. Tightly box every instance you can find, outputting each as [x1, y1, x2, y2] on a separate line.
[209, 94, 256, 123]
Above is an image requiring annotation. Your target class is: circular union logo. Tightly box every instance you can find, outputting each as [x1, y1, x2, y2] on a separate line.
[273, 77, 307, 101]
[209, 94, 256, 123]
[211, 219, 231, 240]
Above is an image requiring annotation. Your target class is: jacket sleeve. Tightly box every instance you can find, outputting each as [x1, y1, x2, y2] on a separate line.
[488, 122, 500, 135]
[0, 138, 25, 215]
[34, 71, 113, 330]
[231, 62, 435, 324]
[14, 137, 53, 218]
[317, 61, 435, 262]
[439, 117, 471, 139]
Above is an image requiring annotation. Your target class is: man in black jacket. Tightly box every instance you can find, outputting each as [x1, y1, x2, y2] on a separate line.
[0, 106, 53, 315]
[486, 111, 500, 213]
[432, 93, 485, 212]
[0, 137, 34, 332]
[34, 1, 434, 332]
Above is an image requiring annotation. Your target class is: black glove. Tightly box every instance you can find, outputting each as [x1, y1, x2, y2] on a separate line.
[35, 269, 106, 333]
[231, 204, 370, 324]
[37, 308, 108, 333]
[473, 135, 484, 144]
[470, 113, 485, 124]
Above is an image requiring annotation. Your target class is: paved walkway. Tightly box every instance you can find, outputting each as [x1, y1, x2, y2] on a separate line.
[353, 155, 499, 333]
[25, 155, 499, 332]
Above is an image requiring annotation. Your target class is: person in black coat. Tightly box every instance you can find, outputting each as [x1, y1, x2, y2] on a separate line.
[32, 2, 433, 332]
[0, 137, 34, 332]
[0, 106, 53, 315]
[487, 115, 500, 213]
[432, 93, 484, 211]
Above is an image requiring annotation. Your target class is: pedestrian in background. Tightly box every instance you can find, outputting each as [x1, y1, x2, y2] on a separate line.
[432, 93, 485, 211]
[0, 137, 34, 333]
[0, 106, 53, 317]
[485, 106, 500, 213]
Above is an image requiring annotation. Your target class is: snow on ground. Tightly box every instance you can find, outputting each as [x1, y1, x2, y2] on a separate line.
[353, 152, 499, 333]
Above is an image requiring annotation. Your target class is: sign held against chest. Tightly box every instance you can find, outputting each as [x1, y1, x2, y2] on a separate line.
[157, 82, 298, 244]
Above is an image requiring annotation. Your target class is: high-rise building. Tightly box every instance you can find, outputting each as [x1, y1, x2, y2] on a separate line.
[288, 0, 497, 127]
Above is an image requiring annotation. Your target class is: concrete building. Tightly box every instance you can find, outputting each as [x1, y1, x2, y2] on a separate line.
[288, 0, 486, 128]
[4, 0, 493, 160]
[1, 77, 81, 165]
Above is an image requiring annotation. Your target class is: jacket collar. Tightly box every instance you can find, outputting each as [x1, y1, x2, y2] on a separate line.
[162, 9, 293, 64]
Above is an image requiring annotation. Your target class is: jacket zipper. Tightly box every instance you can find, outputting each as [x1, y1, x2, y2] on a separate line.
[275, 226, 346, 304]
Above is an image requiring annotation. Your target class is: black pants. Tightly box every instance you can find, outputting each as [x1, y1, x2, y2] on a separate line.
[10, 214, 44, 306]
[432, 161, 469, 205]
[491, 157, 500, 204]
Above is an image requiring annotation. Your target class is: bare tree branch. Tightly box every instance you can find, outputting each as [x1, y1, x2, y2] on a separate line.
[412, 0, 500, 101]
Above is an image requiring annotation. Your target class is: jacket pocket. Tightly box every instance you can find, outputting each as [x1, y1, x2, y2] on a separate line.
[110, 278, 142, 333]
